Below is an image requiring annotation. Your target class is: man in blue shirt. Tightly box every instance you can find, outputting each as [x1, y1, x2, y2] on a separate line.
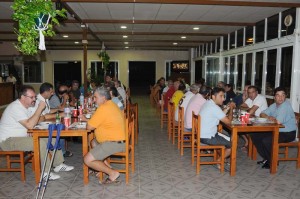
[251, 87, 297, 169]
[199, 87, 235, 168]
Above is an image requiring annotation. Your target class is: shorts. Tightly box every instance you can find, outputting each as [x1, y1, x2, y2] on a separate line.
[200, 133, 231, 149]
[89, 140, 126, 160]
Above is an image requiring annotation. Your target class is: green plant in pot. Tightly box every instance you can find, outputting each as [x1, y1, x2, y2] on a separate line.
[97, 50, 110, 71]
[12, 0, 67, 55]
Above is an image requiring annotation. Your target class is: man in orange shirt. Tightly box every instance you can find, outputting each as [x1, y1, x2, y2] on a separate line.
[79, 87, 125, 184]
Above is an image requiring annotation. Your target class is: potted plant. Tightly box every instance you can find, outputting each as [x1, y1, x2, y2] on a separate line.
[11, 0, 66, 55]
[97, 50, 110, 70]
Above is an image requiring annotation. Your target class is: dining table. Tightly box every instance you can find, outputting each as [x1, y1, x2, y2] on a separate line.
[220, 119, 284, 176]
[28, 119, 93, 185]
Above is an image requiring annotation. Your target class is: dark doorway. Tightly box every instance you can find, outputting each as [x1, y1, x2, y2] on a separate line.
[54, 61, 82, 88]
[195, 60, 203, 82]
[129, 61, 156, 95]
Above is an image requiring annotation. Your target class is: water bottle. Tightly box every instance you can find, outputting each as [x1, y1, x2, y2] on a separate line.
[55, 111, 60, 124]
[79, 93, 84, 106]
[64, 99, 71, 118]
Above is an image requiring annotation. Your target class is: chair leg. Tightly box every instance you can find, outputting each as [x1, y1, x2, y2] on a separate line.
[297, 144, 300, 169]
[196, 148, 200, 174]
[220, 148, 225, 173]
[20, 152, 25, 182]
[252, 145, 257, 160]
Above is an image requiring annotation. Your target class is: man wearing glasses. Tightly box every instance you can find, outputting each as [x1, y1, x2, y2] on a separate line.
[0, 85, 73, 180]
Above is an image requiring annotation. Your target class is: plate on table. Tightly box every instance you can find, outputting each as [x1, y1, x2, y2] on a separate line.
[255, 118, 268, 123]
[68, 122, 87, 129]
[35, 121, 53, 129]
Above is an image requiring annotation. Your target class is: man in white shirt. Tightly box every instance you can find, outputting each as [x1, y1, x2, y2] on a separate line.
[240, 85, 268, 117]
[114, 80, 127, 106]
[6, 73, 17, 85]
[0, 85, 73, 180]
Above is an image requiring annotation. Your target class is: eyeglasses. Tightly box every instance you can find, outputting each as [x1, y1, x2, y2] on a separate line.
[23, 95, 37, 100]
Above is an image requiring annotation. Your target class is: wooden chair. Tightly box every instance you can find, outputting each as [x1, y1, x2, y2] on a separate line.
[191, 112, 225, 174]
[99, 115, 135, 184]
[178, 106, 192, 155]
[160, 94, 168, 128]
[167, 102, 178, 144]
[129, 103, 139, 144]
[0, 151, 34, 182]
[278, 112, 300, 168]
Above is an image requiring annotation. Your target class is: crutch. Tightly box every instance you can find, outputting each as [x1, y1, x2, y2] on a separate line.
[36, 124, 64, 199]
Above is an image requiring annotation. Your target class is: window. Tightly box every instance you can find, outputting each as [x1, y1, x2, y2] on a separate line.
[207, 43, 211, 55]
[212, 41, 215, 54]
[281, 8, 296, 37]
[245, 26, 254, 45]
[195, 60, 203, 82]
[23, 61, 42, 83]
[255, 51, 264, 93]
[206, 57, 220, 87]
[165, 61, 171, 79]
[216, 38, 220, 53]
[245, 53, 252, 85]
[237, 28, 244, 47]
[266, 49, 277, 96]
[224, 57, 229, 83]
[229, 32, 236, 49]
[280, 46, 293, 97]
[267, 13, 279, 40]
[223, 35, 228, 51]
[237, 54, 243, 91]
[90, 61, 119, 83]
[203, 44, 207, 55]
[256, 19, 265, 43]
[229, 56, 235, 86]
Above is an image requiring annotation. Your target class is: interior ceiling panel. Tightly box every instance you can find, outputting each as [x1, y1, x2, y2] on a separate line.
[0, 1, 298, 51]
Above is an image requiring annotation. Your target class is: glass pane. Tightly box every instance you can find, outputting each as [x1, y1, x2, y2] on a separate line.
[266, 49, 277, 96]
[223, 35, 228, 51]
[256, 20, 265, 43]
[229, 32, 235, 49]
[281, 8, 296, 36]
[206, 58, 220, 87]
[237, 28, 244, 47]
[245, 53, 252, 85]
[216, 38, 220, 53]
[255, 51, 263, 93]
[207, 43, 211, 55]
[195, 60, 203, 82]
[166, 62, 171, 79]
[280, 46, 293, 98]
[267, 13, 279, 40]
[212, 41, 215, 54]
[229, 56, 235, 85]
[224, 57, 229, 83]
[245, 26, 254, 45]
[23, 61, 42, 83]
[203, 44, 207, 55]
[236, 54, 243, 91]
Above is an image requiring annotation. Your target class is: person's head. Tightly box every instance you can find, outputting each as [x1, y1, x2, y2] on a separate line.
[225, 84, 233, 92]
[71, 80, 79, 91]
[247, 85, 258, 100]
[273, 87, 287, 105]
[243, 85, 250, 95]
[105, 75, 112, 83]
[189, 84, 200, 94]
[159, 77, 165, 86]
[211, 87, 226, 105]
[114, 80, 121, 88]
[199, 85, 211, 100]
[217, 81, 225, 88]
[109, 86, 119, 98]
[175, 80, 186, 91]
[9, 73, 13, 78]
[57, 84, 69, 97]
[19, 85, 37, 108]
[94, 87, 111, 106]
[40, 82, 54, 99]
[167, 80, 174, 87]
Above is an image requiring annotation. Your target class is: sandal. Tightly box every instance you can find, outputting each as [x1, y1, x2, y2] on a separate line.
[100, 175, 121, 185]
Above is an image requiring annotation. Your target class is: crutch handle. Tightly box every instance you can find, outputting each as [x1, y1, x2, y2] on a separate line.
[46, 124, 56, 150]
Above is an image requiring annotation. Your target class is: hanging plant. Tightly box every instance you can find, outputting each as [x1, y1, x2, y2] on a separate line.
[11, 0, 67, 55]
[97, 51, 110, 70]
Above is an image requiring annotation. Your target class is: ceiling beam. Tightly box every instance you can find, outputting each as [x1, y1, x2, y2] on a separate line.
[66, 19, 253, 26]
[59, 0, 300, 8]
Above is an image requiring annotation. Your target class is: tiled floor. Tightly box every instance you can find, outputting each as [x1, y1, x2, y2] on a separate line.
[1, 95, 300, 199]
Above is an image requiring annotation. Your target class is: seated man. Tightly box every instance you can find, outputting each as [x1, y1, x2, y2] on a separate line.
[199, 87, 235, 168]
[79, 87, 125, 184]
[109, 86, 124, 110]
[171, 80, 186, 108]
[0, 85, 73, 180]
[240, 85, 268, 117]
[251, 87, 297, 169]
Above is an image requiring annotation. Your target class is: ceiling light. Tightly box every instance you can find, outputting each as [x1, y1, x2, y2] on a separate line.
[123, 35, 128, 38]
[125, 46, 129, 49]
[74, 41, 79, 44]
[124, 42, 129, 44]
[173, 42, 178, 45]
[181, 36, 186, 39]
[246, 38, 253, 43]
[62, 35, 69, 38]
[193, 27, 199, 30]
[121, 26, 127, 29]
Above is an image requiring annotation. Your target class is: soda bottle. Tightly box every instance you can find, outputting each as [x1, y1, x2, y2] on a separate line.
[64, 99, 71, 118]
[55, 111, 60, 124]
[80, 93, 84, 106]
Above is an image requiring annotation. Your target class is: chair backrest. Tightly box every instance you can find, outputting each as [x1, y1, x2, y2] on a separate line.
[126, 114, 135, 150]
[178, 106, 184, 131]
[295, 112, 300, 139]
[192, 111, 201, 145]
[168, 102, 175, 122]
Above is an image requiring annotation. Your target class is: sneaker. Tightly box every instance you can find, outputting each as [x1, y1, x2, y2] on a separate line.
[54, 163, 74, 172]
[43, 172, 60, 180]
[63, 151, 73, 157]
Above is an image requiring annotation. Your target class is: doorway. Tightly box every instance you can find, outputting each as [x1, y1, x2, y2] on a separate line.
[54, 61, 82, 88]
[129, 61, 156, 95]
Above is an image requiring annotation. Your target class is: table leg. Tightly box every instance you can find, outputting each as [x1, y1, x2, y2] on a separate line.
[270, 127, 279, 174]
[230, 128, 238, 176]
[82, 133, 89, 184]
[33, 135, 41, 184]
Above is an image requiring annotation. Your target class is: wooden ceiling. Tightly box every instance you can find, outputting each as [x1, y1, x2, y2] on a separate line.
[0, 0, 299, 51]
